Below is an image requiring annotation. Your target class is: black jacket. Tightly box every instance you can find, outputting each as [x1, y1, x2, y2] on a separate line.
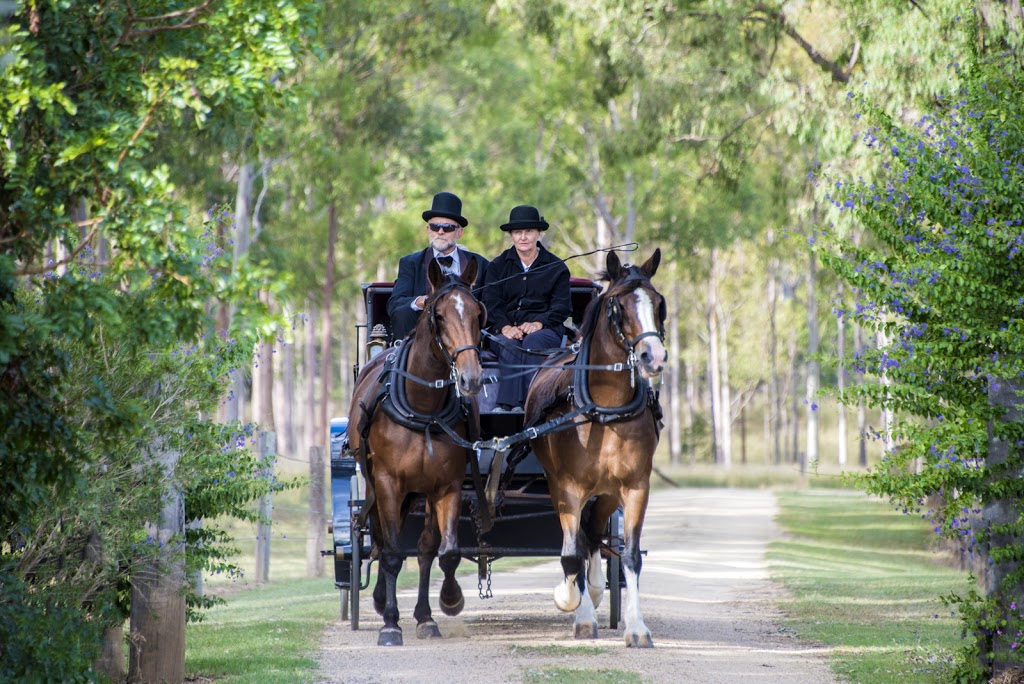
[482, 244, 571, 337]
[386, 247, 489, 319]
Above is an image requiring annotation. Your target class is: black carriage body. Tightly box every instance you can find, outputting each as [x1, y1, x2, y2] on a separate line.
[329, 277, 626, 627]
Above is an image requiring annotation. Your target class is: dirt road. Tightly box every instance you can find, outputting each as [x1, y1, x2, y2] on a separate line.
[316, 487, 838, 683]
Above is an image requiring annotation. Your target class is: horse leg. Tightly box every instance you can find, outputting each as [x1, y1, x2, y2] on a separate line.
[374, 484, 405, 647]
[621, 486, 653, 648]
[552, 489, 586, 614]
[414, 501, 442, 639]
[373, 561, 387, 616]
[584, 495, 619, 611]
[434, 489, 464, 616]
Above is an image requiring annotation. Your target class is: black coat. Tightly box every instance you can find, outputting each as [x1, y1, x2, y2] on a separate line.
[386, 247, 489, 320]
[482, 244, 571, 337]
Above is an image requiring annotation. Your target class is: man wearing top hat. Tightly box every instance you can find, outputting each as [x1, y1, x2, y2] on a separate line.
[482, 205, 572, 411]
[387, 191, 489, 342]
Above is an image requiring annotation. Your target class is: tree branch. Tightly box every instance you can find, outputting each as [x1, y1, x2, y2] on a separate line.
[132, 0, 214, 23]
[753, 3, 850, 83]
[116, 86, 169, 170]
[16, 226, 100, 276]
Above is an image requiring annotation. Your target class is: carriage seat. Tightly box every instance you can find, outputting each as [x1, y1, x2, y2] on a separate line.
[361, 277, 600, 352]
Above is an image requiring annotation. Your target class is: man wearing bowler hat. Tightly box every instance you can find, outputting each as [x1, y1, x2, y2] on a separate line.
[387, 191, 489, 341]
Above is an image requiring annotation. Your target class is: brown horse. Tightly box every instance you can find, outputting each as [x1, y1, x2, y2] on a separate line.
[347, 259, 485, 646]
[524, 248, 667, 647]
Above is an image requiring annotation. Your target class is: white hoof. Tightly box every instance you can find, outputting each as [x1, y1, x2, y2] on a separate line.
[553, 576, 581, 612]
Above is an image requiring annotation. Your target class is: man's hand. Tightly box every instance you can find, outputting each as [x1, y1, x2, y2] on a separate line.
[518, 321, 542, 335]
[414, 295, 427, 310]
[501, 325, 524, 341]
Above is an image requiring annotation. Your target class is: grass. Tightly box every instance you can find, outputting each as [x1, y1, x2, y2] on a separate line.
[188, 480, 550, 682]
[510, 645, 610, 656]
[522, 666, 642, 683]
[770, 489, 973, 683]
[185, 578, 336, 684]
[190, 466, 975, 683]
[654, 462, 853, 490]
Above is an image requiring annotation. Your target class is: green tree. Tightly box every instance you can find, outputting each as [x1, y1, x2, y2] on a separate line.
[1, 1, 315, 678]
[819, 38, 1024, 681]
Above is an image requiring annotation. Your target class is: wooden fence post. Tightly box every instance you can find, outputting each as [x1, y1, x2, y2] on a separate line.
[980, 378, 1024, 676]
[255, 431, 276, 584]
[307, 444, 326, 578]
[128, 437, 185, 684]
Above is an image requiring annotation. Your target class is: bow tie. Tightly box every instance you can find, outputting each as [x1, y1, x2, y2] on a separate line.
[436, 255, 454, 270]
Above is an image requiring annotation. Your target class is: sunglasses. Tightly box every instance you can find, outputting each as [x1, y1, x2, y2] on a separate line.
[427, 223, 460, 233]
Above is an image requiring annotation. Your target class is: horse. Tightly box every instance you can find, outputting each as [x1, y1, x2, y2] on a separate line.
[524, 248, 667, 647]
[347, 258, 485, 646]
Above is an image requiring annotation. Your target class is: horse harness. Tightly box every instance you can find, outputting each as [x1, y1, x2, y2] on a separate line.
[354, 277, 491, 529]
[500, 273, 666, 485]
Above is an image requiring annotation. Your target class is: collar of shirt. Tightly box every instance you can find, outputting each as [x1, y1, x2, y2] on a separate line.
[433, 248, 460, 273]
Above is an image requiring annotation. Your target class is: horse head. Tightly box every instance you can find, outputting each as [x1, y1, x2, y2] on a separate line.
[424, 257, 486, 396]
[603, 248, 668, 380]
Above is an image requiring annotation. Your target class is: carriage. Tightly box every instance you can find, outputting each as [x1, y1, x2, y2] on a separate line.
[326, 276, 632, 631]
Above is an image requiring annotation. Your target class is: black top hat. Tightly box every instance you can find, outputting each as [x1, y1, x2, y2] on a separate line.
[500, 205, 549, 231]
[422, 191, 468, 227]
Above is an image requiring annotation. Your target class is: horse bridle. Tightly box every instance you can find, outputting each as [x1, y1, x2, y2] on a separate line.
[425, 278, 485, 395]
[605, 269, 667, 355]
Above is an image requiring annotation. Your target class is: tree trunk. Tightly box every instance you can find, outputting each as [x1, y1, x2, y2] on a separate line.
[252, 290, 276, 431]
[767, 246, 781, 465]
[740, 403, 747, 465]
[789, 332, 800, 464]
[706, 249, 722, 464]
[85, 531, 124, 681]
[225, 162, 254, 423]
[684, 358, 696, 465]
[877, 330, 894, 457]
[855, 321, 868, 466]
[303, 304, 318, 459]
[805, 247, 819, 476]
[668, 265, 682, 465]
[318, 199, 338, 450]
[717, 300, 732, 468]
[128, 437, 185, 684]
[837, 287, 848, 468]
[282, 325, 297, 458]
[763, 387, 771, 465]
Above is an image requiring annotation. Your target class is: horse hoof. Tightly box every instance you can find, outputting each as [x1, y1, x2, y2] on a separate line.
[440, 580, 465, 616]
[574, 621, 598, 640]
[440, 593, 465, 616]
[553, 582, 582, 613]
[416, 620, 442, 639]
[625, 632, 654, 648]
[378, 627, 403, 647]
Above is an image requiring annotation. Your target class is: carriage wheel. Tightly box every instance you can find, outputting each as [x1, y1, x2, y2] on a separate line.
[607, 509, 623, 629]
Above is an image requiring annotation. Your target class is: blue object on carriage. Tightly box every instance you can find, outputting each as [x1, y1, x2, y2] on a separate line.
[329, 417, 356, 589]
[329, 417, 349, 459]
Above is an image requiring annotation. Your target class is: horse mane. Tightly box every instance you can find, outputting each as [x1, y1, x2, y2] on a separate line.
[409, 274, 474, 341]
[574, 269, 611, 343]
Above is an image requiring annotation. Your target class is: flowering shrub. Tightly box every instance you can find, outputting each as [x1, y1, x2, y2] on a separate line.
[816, 43, 1024, 681]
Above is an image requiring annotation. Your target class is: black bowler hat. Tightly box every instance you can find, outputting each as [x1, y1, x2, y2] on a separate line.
[422, 191, 468, 227]
[500, 205, 549, 231]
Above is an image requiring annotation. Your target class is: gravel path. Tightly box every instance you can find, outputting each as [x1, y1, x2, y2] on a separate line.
[316, 487, 838, 684]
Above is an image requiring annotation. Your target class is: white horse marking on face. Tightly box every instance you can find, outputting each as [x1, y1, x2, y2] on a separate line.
[634, 289, 659, 335]
[453, 293, 466, 320]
